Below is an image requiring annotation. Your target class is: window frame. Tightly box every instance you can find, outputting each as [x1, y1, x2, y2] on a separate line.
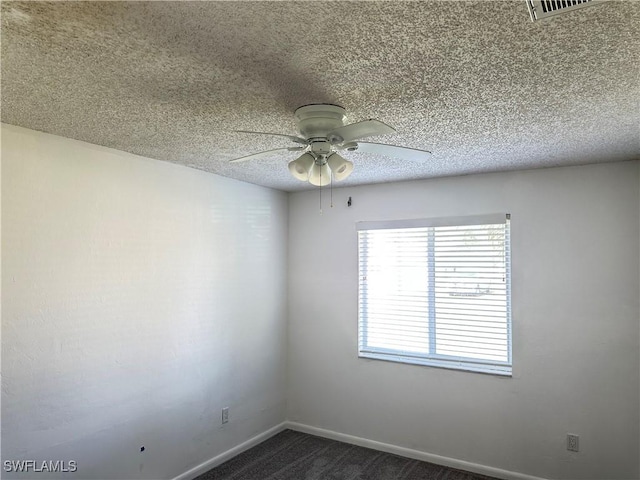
[357, 214, 512, 376]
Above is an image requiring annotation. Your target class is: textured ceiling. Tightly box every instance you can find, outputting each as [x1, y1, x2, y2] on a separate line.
[2, 1, 639, 192]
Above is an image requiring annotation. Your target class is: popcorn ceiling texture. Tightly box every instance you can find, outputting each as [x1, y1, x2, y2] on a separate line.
[2, 0, 638, 191]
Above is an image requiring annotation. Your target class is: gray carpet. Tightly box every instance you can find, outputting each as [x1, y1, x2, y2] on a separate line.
[194, 429, 499, 480]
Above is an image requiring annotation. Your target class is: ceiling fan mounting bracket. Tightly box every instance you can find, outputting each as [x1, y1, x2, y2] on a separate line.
[294, 103, 346, 139]
[309, 139, 332, 156]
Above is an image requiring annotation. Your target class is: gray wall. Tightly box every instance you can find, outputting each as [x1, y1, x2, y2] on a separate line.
[287, 161, 640, 480]
[1, 124, 289, 479]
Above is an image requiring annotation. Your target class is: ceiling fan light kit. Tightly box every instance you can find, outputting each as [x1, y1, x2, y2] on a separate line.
[288, 152, 315, 181]
[231, 103, 432, 186]
[288, 150, 354, 185]
[327, 153, 354, 181]
[308, 162, 332, 187]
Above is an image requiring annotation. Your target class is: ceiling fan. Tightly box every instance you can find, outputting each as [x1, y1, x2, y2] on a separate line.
[230, 104, 432, 186]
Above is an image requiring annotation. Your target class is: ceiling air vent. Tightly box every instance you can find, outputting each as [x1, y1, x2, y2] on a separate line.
[527, 0, 599, 21]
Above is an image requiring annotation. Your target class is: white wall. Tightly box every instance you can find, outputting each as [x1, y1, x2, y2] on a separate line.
[1, 124, 289, 480]
[287, 161, 640, 480]
[3, 125, 638, 480]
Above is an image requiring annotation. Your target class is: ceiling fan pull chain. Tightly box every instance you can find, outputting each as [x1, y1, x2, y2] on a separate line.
[319, 174, 323, 215]
[330, 174, 333, 208]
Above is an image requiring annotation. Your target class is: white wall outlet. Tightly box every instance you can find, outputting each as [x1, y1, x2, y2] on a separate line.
[567, 433, 579, 452]
[221, 407, 229, 424]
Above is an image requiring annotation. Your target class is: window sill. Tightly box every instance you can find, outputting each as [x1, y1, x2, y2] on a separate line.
[359, 351, 512, 377]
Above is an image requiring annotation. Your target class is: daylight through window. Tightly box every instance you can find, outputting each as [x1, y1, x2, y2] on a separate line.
[357, 214, 512, 375]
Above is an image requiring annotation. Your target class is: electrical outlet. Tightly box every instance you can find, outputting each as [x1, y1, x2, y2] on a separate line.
[567, 434, 579, 452]
[221, 407, 229, 424]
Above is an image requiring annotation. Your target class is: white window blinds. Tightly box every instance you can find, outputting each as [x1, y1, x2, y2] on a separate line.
[357, 214, 512, 376]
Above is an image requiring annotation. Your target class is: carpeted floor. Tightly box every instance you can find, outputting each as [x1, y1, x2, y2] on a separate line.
[194, 429, 499, 480]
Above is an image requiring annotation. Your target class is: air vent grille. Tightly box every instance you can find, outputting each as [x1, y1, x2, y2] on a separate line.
[527, 0, 599, 21]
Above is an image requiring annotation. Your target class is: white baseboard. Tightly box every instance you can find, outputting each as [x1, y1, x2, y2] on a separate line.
[172, 422, 287, 480]
[172, 420, 548, 480]
[285, 421, 549, 480]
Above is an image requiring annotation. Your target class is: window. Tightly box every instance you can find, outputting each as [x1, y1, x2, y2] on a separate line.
[357, 214, 511, 376]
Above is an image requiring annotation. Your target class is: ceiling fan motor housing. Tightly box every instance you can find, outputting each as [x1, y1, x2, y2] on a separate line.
[294, 104, 346, 139]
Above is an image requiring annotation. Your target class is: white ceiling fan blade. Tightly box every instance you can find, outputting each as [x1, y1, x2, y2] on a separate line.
[356, 142, 432, 162]
[233, 130, 308, 145]
[229, 146, 304, 163]
[328, 119, 396, 144]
